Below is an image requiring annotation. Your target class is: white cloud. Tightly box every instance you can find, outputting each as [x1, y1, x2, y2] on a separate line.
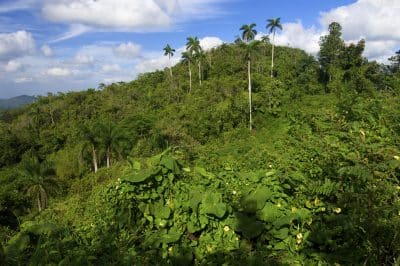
[114, 42, 141, 58]
[319, 0, 400, 62]
[41, 0, 226, 41]
[320, 0, 400, 41]
[4, 60, 23, 72]
[268, 0, 400, 62]
[50, 24, 90, 43]
[41, 44, 53, 57]
[135, 36, 221, 74]
[14, 77, 33, 83]
[0, 31, 35, 60]
[135, 55, 174, 74]
[200, 36, 223, 51]
[42, 0, 173, 30]
[272, 22, 322, 55]
[46, 67, 71, 77]
[73, 54, 94, 65]
[103, 76, 132, 84]
[101, 64, 122, 73]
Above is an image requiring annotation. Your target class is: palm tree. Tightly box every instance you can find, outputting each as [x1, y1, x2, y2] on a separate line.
[186, 36, 200, 54]
[261, 35, 270, 55]
[81, 122, 101, 173]
[195, 48, 205, 86]
[240, 23, 257, 43]
[181, 51, 193, 93]
[240, 23, 258, 130]
[186, 37, 203, 86]
[97, 120, 127, 168]
[23, 157, 59, 212]
[163, 44, 175, 78]
[266, 17, 283, 77]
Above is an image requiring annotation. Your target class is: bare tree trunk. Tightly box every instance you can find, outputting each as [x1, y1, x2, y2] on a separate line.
[248, 60, 252, 130]
[271, 31, 275, 78]
[92, 145, 98, 173]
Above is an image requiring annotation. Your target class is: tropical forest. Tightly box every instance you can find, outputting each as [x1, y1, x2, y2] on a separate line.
[1, 20, 400, 265]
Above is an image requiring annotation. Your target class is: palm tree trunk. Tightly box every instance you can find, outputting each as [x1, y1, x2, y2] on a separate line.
[198, 61, 202, 86]
[248, 59, 252, 130]
[271, 31, 275, 78]
[169, 55, 173, 78]
[92, 145, 98, 173]
[188, 61, 192, 93]
[37, 197, 42, 212]
[106, 146, 111, 168]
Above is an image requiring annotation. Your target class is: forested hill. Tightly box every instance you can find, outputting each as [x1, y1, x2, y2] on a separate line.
[1, 22, 400, 265]
[0, 95, 36, 110]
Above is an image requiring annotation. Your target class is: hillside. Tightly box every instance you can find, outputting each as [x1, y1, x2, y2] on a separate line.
[0, 23, 400, 265]
[0, 95, 36, 110]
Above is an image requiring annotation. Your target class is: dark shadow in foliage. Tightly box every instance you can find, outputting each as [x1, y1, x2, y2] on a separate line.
[0, 210, 19, 230]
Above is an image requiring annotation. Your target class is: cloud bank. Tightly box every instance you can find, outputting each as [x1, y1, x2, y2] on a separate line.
[273, 0, 400, 62]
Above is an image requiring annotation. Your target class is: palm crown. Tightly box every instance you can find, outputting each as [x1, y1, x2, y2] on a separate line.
[186, 36, 201, 54]
[163, 44, 175, 58]
[240, 23, 257, 43]
[266, 18, 282, 34]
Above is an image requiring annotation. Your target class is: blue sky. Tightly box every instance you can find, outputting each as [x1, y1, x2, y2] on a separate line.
[0, 0, 398, 98]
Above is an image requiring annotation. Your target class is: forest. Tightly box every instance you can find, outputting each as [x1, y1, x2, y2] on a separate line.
[0, 21, 400, 265]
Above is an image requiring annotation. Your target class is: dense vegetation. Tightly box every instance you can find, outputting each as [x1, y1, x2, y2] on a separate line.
[1, 22, 400, 265]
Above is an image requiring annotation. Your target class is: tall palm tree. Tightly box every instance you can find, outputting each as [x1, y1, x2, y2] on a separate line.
[186, 36, 200, 54]
[181, 51, 193, 93]
[195, 48, 205, 86]
[81, 122, 101, 173]
[266, 17, 283, 77]
[261, 35, 270, 55]
[240, 23, 258, 130]
[97, 120, 127, 168]
[22, 157, 59, 212]
[240, 23, 257, 43]
[163, 44, 175, 78]
[186, 37, 203, 86]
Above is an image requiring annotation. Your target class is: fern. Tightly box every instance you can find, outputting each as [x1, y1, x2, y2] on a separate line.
[309, 178, 340, 197]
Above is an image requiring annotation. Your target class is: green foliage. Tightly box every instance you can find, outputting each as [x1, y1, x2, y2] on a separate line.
[1, 22, 400, 265]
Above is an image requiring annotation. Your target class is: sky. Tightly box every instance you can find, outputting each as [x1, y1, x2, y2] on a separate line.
[0, 0, 399, 98]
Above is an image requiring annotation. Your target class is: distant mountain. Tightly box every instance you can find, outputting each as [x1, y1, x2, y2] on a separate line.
[0, 95, 36, 110]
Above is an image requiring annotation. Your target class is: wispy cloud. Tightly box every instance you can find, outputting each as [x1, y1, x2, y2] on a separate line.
[49, 24, 90, 43]
[0, 0, 37, 13]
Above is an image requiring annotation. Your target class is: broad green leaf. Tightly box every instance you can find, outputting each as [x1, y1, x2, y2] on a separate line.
[162, 226, 183, 243]
[187, 220, 200, 233]
[291, 208, 311, 223]
[241, 186, 273, 213]
[273, 215, 292, 228]
[201, 192, 227, 218]
[272, 227, 289, 240]
[189, 190, 203, 212]
[235, 212, 264, 238]
[195, 166, 215, 178]
[258, 202, 282, 223]
[265, 170, 276, 177]
[132, 160, 141, 170]
[152, 201, 171, 219]
[123, 167, 161, 183]
[160, 155, 180, 173]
